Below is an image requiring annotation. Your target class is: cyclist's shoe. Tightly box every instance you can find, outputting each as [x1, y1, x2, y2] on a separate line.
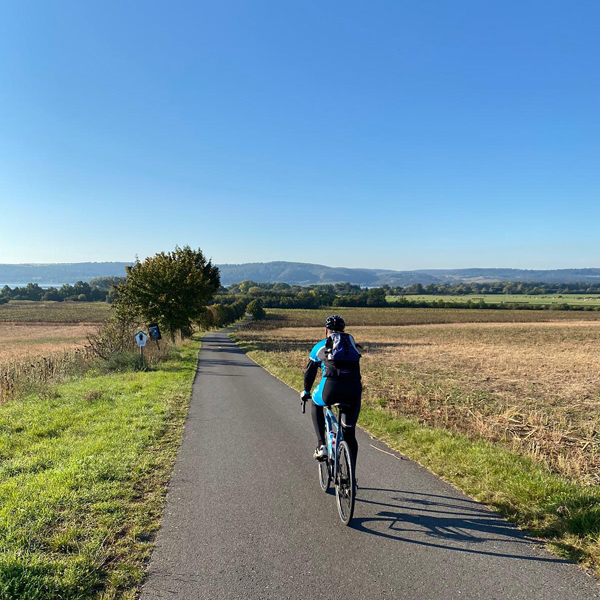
[313, 445, 327, 461]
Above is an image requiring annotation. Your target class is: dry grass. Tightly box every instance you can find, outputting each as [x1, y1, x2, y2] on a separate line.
[237, 314, 600, 484]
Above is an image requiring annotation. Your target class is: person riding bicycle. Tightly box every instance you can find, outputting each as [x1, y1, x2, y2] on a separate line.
[300, 315, 362, 469]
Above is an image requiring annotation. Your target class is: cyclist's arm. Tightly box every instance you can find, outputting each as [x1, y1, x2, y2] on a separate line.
[303, 359, 319, 393]
[303, 339, 326, 395]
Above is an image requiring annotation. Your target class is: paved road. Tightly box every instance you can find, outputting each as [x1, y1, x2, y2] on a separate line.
[140, 330, 599, 600]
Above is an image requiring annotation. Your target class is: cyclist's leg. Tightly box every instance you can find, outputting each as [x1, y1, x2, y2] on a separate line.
[311, 379, 327, 448]
[339, 382, 362, 472]
[321, 378, 361, 467]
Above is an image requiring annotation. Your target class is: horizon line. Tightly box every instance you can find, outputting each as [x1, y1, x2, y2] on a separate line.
[0, 261, 599, 272]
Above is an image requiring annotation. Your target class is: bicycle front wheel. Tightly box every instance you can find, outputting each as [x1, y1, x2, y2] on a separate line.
[335, 441, 355, 525]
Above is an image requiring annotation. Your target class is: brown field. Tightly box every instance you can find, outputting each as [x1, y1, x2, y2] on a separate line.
[237, 309, 600, 484]
[0, 323, 96, 361]
[0, 300, 111, 323]
[258, 307, 600, 328]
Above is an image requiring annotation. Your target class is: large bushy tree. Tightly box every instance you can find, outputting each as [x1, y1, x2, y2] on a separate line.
[114, 246, 220, 340]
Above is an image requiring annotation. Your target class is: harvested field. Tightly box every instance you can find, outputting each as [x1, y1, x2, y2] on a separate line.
[0, 300, 111, 323]
[236, 310, 600, 484]
[259, 307, 600, 328]
[0, 323, 95, 361]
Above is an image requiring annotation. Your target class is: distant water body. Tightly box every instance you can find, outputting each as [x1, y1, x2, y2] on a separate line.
[0, 283, 68, 289]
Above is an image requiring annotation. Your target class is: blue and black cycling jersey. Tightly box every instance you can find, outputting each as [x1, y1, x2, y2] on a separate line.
[303, 336, 361, 406]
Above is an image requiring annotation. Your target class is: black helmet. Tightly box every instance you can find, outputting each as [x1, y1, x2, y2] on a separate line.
[325, 315, 345, 332]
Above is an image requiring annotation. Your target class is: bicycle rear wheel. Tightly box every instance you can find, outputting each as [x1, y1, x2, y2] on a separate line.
[335, 441, 355, 525]
[318, 459, 330, 492]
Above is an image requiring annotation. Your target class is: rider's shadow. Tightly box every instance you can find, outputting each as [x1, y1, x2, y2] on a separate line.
[351, 488, 568, 564]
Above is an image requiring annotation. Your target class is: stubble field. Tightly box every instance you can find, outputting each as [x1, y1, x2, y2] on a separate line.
[0, 323, 96, 362]
[0, 300, 111, 324]
[0, 300, 109, 360]
[387, 294, 600, 307]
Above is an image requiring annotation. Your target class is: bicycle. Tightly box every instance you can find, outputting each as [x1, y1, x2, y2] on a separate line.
[302, 398, 356, 525]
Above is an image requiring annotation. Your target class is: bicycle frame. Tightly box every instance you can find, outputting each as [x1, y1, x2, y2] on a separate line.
[324, 405, 344, 482]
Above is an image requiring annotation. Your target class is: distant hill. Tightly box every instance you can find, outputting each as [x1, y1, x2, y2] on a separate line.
[217, 262, 440, 286]
[0, 262, 130, 285]
[1, 261, 600, 287]
[217, 263, 600, 286]
[416, 268, 600, 284]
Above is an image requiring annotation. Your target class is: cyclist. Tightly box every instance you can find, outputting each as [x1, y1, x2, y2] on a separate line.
[300, 315, 362, 469]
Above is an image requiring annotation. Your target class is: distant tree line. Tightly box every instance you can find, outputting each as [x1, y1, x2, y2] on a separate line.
[0, 281, 115, 304]
[212, 280, 600, 311]
[394, 281, 600, 295]
[3, 276, 600, 312]
[214, 281, 387, 309]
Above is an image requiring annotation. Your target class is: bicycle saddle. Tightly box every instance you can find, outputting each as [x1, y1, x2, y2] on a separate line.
[332, 403, 350, 409]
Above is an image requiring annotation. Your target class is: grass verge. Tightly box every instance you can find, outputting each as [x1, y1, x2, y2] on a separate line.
[0, 336, 201, 599]
[231, 333, 600, 577]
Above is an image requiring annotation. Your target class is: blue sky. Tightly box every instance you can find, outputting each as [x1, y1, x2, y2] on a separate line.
[1, 0, 598, 269]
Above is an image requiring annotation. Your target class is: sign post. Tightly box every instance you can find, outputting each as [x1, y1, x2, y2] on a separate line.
[148, 323, 162, 350]
[135, 331, 147, 365]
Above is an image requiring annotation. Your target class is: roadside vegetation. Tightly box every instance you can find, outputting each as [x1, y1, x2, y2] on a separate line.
[233, 307, 600, 575]
[0, 245, 250, 599]
[0, 337, 201, 600]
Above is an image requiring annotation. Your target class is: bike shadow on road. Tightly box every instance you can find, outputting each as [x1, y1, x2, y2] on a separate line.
[350, 487, 568, 564]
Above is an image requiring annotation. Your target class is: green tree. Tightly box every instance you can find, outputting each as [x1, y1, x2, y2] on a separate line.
[366, 288, 387, 306]
[239, 280, 259, 293]
[247, 298, 266, 320]
[42, 289, 63, 302]
[114, 246, 220, 340]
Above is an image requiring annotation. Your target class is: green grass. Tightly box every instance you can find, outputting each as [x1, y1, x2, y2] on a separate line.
[0, 301, 111, 323]
[387, 293, 600, 306]
[0, 337, 201, 599]
[232, 331, 600, 576]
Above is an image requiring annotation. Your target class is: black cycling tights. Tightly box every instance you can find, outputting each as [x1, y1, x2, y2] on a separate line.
[311, 378, 362, 470]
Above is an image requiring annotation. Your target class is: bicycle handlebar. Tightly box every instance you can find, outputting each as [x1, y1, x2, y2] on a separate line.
[301, 400, 306, 414]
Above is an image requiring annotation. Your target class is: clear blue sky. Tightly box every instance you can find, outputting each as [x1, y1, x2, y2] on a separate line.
[1, 1, 598, 269]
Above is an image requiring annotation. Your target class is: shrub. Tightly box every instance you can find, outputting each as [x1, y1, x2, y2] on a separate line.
[104, 351, 148, 373]
[247, 299, 266, 320]
[87, 315, 137, 360]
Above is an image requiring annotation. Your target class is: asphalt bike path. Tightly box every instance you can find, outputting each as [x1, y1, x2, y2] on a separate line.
[140, 330, 599, 600]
